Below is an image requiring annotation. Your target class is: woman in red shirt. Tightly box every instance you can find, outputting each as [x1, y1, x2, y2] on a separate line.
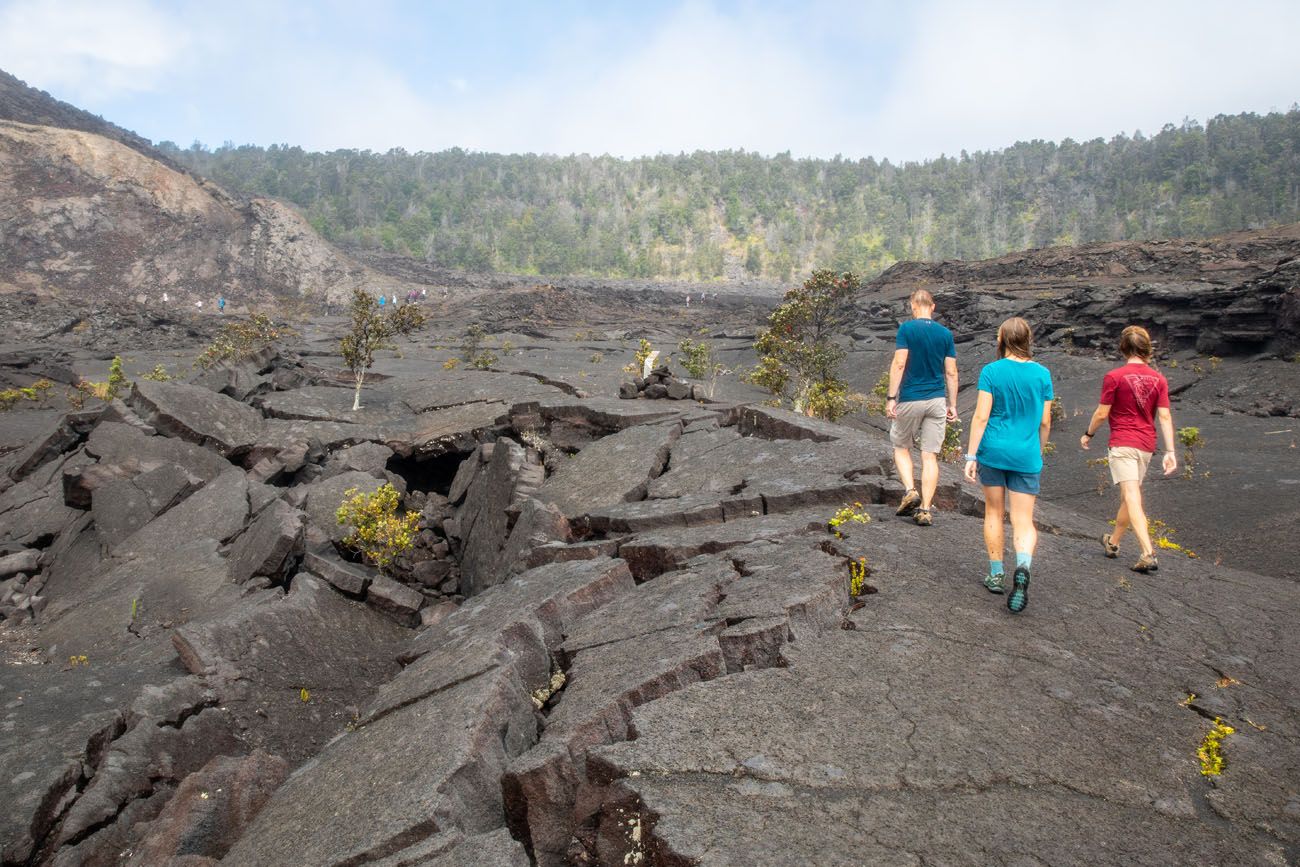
[1079, 326, 1178, 573]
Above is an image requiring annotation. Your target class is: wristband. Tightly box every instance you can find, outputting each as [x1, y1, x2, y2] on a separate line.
[1083, 431, 1094, 439]
[887, 394, 898, 401]
[964, 454, 977, 462]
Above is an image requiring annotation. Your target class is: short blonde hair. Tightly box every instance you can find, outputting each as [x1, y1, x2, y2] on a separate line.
[909, 289, 934, 308]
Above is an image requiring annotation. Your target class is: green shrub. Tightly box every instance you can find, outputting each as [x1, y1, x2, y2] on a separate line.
[335, 484, 419, 572]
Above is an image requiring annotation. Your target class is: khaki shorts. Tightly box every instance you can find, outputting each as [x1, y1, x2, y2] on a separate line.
[1108, 447, 1153, 485]
[890, 397, 947, 454]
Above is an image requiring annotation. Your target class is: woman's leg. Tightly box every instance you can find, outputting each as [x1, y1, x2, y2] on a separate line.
[1008, 491, 1038, 562]
[982, 485, 1005, 566]
[1119, 480, 1154, 556]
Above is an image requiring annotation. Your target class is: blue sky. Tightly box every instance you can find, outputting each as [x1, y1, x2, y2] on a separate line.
[2, 0, 1298, 161]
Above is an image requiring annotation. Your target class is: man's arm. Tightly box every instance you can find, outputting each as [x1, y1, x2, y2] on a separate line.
[1080, 404, 1110, 450]
[1156, 406, 1177, 474]
[943, 356, 959, 421]
[886, 348, 908, 418]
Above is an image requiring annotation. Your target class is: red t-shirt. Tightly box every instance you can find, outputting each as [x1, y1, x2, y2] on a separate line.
[1100, 363, 1170, 452]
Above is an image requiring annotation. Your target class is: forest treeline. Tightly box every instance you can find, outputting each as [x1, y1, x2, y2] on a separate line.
[162, 109, 1300, 281]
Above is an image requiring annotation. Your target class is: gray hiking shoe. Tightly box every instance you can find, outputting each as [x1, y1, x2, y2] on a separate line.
[896, 489, 921, 516]
[1100, 533, 1119, 559]
[1131, 553, 1159, 574]
[983, 572, 1006, 594]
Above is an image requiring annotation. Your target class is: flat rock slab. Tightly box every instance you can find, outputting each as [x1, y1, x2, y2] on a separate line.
[302, 469, 386, 544]
[617, 510, 826, 580]
[84, 421, 231, 482]
[129, 380, 264, 456]
[221, 665, 537, 867]
[368, 828, 530, 867]
[390, 368, 564, 413]
[172, 573, 406, 763]
[255, 384, 412, 423]
[369, 557, 634, 723]
[582, 512, 1300, 865]
[379, 400, 508, 458]
[225, 499, 305, 584]
[0, 409, 64, 456]
[255, 418, 381, 453]
[537, 420, 681, 520]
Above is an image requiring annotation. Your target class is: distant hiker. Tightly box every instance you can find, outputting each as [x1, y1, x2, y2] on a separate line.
[378, 294, 386, 307]
[162, 292, 169, 304]
[421, 288, 427, 299]
[1080, 325, 1176, 573]
[218, 297, 226, 313]
[963, 317, 1053, 613]
[391, 294, 398, 307]
[887, 288, 959, 527]
[686, 294, 691, 308]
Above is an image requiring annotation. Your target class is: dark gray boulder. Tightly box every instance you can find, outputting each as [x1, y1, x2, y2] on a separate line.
[536, 420, 681, 520]
[225, 499, 305, 585]
[128, 379, 264, 456]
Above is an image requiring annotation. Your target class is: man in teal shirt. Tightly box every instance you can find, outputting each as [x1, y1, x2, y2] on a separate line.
[885, 289, 959, 526]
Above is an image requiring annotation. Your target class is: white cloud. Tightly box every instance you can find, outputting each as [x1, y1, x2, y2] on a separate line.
[0, 0, 190, 99]
[863, 0, 1300, 161]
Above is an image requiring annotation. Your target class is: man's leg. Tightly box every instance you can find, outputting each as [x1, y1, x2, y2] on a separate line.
[894, 447, 915, 492]
[919, 451, 940, 511]
[1110, 497, 1131, 546]
[1119, 480, 1154, 557]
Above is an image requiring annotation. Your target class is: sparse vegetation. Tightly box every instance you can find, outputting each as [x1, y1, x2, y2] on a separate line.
[340, 289, 426, 410]
[744, 269, 864, 420]
[335, 483, 420, 572]
[942, 422, 964, 462]
[442, 357, 460, 370]
[1198, 718, 1235, 777]
[1051, 396, 1064, 422]
[141, 364, 171, 381]
[1177, 426, 1204, 479]
[827, 502, 870, 538]
[848, 556, 870, 597]
[460, 324, 486, 361]
[0, 379, 53, 411]
[196, 313, 292, 369]
[470, 350, 498, 370]
[865, 370, 890, 416]
[1086, 456, 1111, 494]
[624, 338, 657, 375]
[589, 352, 604, 364]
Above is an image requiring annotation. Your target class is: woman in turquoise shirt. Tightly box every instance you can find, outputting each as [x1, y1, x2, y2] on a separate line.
[963, 317, 1054, 613]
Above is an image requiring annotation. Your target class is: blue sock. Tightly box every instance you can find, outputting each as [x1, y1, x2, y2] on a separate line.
[989, 559, 1004, 577]
[1016, 552, 1032, 571]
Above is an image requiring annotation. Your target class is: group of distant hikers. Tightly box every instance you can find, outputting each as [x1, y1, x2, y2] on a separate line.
[887, 289, 1176, 614]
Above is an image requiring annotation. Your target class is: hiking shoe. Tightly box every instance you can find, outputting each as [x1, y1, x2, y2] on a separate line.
[896, 489, 921, 516]
[1100, 533, 1119, 559]
[914, 509, 932, 526]
[983, 572, 1006, 594]
[1007, 566, 1030, 613]
[1131, 553, 1159, 574]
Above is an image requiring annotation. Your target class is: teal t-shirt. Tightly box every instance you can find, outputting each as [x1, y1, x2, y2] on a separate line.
[896, 318, 957, 402]
[975, 358, 1054, 473]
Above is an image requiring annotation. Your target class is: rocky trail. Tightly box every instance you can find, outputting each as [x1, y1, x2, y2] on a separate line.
[1, 304, 1297, 866]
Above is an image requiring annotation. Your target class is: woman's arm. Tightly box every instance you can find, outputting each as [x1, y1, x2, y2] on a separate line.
[1080, 404, 1110, 450]
[963, 390, 993, 482]
[1040, 400, 1053, 452]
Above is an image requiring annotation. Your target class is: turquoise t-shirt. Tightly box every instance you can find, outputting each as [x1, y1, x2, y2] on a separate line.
[975, 358, 1054, 474]
[895, 318, 957, 402]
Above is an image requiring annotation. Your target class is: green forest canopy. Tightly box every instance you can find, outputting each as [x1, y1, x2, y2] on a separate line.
[162, 109, 1300, 282]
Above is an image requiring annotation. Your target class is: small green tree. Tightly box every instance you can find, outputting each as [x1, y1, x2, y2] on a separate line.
[340, 289, 426, 411]
[744, 269, 863, 419]
[1177, 426, 1205, 480]
[195, 314, 292, 369]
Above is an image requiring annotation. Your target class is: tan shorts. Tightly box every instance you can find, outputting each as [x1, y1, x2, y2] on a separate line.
[890, 397, 947, 454]
[1108, 447, 1153, 485]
